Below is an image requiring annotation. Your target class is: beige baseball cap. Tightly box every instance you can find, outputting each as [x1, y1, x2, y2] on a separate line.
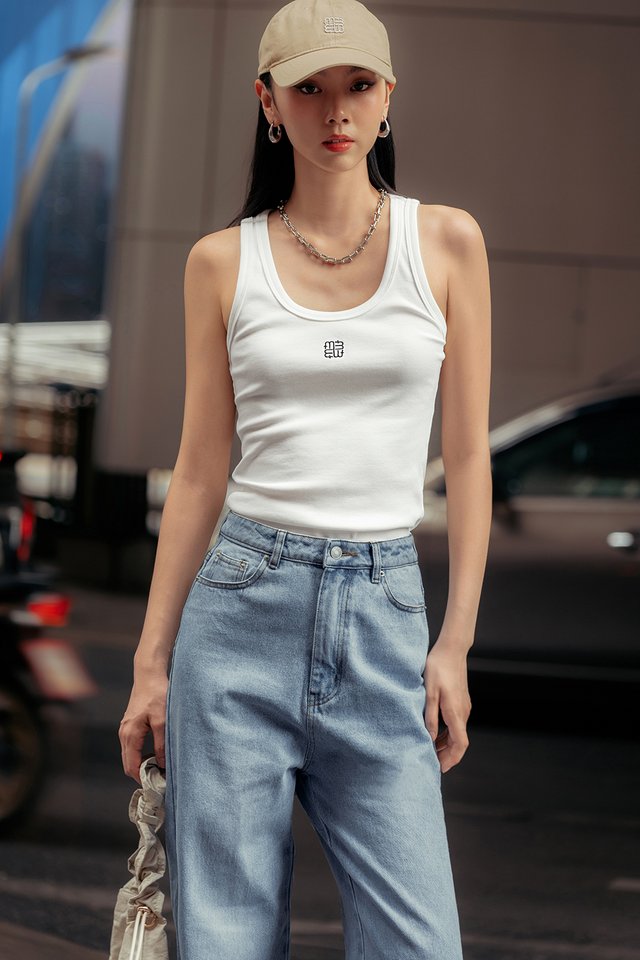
[257, 0, 396, 88]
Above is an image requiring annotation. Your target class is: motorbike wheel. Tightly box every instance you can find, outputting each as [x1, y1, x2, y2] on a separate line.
[0, 683, 47, 834]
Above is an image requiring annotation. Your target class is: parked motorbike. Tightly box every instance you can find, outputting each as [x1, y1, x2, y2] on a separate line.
[0, 448, 97, 832]
[0, 584, 97, 832]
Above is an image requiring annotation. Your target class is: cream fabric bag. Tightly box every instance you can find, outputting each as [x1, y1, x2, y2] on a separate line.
[109, 756, 169, 960]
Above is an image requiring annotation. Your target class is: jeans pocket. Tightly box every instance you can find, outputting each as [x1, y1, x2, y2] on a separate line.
[380, 561, 426, 612]
[195, 535, 270, 590]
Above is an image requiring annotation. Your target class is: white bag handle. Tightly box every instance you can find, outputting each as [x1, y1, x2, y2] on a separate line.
[128, 904, 159, 960]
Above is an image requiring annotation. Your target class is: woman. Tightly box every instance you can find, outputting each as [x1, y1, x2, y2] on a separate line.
[119, 0, 492, 957]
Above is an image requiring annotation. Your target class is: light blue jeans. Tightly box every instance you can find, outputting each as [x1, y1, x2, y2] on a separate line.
[165, 509, 464, 959]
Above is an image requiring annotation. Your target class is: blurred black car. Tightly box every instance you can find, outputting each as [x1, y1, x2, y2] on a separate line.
[416, 378, 640, 734]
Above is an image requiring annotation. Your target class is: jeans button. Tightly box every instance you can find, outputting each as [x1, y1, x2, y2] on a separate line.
[330, 545, 343, 559]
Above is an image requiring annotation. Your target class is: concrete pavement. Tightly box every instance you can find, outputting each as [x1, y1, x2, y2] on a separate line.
[0, 921, 105, 960]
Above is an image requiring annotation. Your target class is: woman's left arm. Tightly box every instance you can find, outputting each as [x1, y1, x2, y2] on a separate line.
[424, 207, 493, 773]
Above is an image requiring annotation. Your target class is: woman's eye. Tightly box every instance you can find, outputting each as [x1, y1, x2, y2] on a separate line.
[295, 80, 375, 95]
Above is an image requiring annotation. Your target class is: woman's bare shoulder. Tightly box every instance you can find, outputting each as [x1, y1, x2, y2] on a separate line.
[187, 224, 241, 272]
[186, 226, 242, 330]
[417, 203, 486, 257]
[412, 203, 488, 322]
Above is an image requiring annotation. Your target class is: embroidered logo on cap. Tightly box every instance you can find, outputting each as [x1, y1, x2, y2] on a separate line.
[323, 16, 345, 33]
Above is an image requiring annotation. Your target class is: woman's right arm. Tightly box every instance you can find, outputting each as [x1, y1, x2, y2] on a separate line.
[119, 232, 238, 783]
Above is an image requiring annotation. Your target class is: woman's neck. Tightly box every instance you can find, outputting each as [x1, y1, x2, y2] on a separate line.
[281, 165, 385, 240]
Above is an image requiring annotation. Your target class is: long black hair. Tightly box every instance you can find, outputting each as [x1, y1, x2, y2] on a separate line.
[225, 71, 397, 228]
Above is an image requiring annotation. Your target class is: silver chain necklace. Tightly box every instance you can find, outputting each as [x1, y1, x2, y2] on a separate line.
[276, 188, 388, 266]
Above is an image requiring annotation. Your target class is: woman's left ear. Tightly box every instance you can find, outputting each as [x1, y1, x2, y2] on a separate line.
[385, 81, 396, 106]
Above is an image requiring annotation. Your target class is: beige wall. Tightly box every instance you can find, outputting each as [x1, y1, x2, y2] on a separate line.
[95, 0, 640, 473]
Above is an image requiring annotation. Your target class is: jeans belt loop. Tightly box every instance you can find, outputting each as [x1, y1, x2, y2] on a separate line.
[370, 540, 382, 583]
[268, 528, 287, 568]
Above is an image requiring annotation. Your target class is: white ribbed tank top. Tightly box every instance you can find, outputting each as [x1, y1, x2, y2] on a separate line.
[225, 192, 447, 541]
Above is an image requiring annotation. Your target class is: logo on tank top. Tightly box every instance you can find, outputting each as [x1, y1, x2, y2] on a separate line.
[323, 17, 345, 33]
[324, 340, 344, 358]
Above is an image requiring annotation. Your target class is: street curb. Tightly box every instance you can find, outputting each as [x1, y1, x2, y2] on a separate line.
[0, 920, 105, 960]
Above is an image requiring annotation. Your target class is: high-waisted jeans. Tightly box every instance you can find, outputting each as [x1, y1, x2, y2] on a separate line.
[165, 509, 464, 960]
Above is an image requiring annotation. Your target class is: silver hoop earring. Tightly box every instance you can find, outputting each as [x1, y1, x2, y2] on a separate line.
[268, 122, 282, 144]
[378, 117, 390, 138]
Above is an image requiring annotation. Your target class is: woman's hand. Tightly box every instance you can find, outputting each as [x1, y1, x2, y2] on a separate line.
[119, 665, 168, 784]
[423, 638, 472, 773]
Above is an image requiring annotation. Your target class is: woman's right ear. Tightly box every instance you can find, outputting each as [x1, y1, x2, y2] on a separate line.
[255, 80, 277, 122]
[256, 79, 274, 116]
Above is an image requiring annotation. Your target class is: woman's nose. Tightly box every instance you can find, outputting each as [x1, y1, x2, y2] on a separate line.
[326, 102, 350, 125]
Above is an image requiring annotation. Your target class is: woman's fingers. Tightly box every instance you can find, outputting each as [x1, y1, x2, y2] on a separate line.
[118, 676, 168, 781]
[423, 640, 472, 773]
[424, 699, 469, 773]
[150, 716, 166, 770]
[120, 713, 166, 780]
[119, 716, 149, 784]
[424, 687, 440, 744]
[437, 706, 470, 773]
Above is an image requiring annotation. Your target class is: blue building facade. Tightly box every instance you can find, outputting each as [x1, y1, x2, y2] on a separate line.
[0, 0, 133, 322]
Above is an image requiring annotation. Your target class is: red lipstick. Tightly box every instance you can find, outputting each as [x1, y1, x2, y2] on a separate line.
[323, 136, 354, 153]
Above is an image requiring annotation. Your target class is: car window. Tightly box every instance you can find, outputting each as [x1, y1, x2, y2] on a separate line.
[493, 396, 640, 498]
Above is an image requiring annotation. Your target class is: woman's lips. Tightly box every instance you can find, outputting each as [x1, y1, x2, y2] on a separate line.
[323, 139, 354, 152]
